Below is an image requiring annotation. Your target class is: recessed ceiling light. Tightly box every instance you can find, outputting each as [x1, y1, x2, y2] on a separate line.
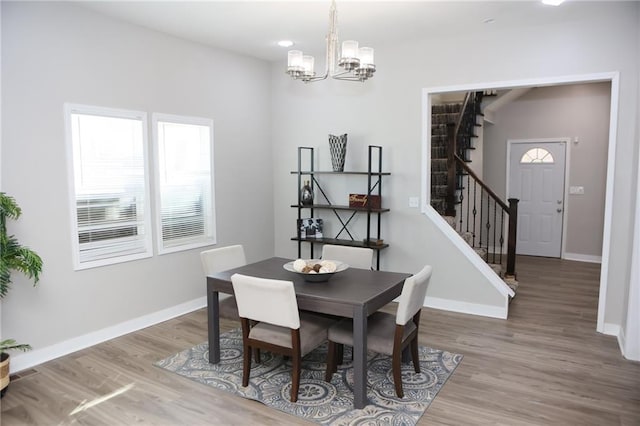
[278, 40, 294, 48]
[542, 0, 565, 6]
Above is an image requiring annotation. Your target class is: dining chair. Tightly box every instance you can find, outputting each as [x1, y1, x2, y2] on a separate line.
[324, 265, 433, 398]
[321, 245, 373, 270]
[231, 273, 336, 402]
[200, 245, 247, 319]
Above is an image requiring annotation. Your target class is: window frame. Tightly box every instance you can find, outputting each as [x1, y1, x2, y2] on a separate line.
[64, 103, 153, 270]
[152, 113, 217, 255]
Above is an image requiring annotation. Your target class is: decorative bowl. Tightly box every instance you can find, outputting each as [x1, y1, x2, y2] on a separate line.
[283, 259, 349, 282]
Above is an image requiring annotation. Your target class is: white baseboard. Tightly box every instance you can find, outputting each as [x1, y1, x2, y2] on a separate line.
[10, 296, 207, 374]
[601, 322, 620, 337]
[563, 253, 602, 263]
[600, 322, 639, 361]
[618, 328, 628, 359]
[424, 296, 508, 319]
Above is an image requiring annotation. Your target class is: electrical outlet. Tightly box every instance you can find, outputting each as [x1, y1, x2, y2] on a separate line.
[569, 186, 585, 195]
[409, 197, 419, 208]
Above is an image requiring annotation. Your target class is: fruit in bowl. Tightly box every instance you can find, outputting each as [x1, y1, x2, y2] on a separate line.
[284, 259, 348, 282]
[293, 259, 337, 274]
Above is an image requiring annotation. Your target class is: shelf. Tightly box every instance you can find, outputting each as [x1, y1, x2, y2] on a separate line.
[294, 145, 388, 269]
[291, 171, 390, 176]
[290, 204, 390, 213]
[291, 237, 389, 250]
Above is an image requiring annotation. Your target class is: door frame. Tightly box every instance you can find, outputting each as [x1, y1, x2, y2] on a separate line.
[506, 138, 570, 259]
[421, 71, 619, 335]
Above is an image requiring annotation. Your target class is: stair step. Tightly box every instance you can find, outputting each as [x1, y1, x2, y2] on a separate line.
[442, 215, 457, 228]
[432, 103, 463, 114]
[504, 276, 519, 300]
[474, 247, 487, 258]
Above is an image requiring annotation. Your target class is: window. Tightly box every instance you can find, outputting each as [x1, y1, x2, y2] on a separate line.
[65, 104, 152, 269]
[153, 114, 215, 253]
[520, 148, 554, 164]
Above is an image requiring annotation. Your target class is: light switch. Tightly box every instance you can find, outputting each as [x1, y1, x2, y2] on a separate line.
[409, 197, 419, 208]
[569, 186, 585, 195]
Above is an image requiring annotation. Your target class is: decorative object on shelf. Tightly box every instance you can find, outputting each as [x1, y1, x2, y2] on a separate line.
[363, 238, 385, 247]
[349, 194, 381, 209]
[298, 218, 324, 239]
[286, 0, 376, 83]
[300, 180, 314, 205]
[329, 134, 347, 172]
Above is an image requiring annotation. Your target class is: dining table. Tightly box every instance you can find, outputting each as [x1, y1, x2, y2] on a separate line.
[206, 256, 411, 409]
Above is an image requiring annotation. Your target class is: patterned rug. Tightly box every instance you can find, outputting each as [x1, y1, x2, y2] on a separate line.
[155, 328, 462, 425]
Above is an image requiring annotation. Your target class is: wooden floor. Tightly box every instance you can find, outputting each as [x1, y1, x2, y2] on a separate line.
[2, 256, 639, 425]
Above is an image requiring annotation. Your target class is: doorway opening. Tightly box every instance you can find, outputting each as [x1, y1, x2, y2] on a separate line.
[421, 72, 619, 334]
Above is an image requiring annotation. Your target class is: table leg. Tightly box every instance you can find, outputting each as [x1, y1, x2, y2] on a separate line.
[207, 284, 221, 364]
[352, 305, 368, 409]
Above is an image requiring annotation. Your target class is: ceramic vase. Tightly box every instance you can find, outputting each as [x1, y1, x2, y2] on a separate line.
[328, 134, 347, 172]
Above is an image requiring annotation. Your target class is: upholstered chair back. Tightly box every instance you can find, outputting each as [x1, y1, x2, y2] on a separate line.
[321, 245, 373, 270]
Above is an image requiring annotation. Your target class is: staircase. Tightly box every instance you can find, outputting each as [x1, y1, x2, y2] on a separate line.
[431, 92, 519, 296]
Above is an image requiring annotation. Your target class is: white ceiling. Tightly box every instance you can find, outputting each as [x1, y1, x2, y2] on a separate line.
[78, 1, 604, 62]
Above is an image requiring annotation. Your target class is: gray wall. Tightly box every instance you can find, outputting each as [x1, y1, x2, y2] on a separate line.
[483, 82, 611, 259]
[1, 1, 639, 366]
[271, 2, 639, 328]
[1, 3, 274, 353]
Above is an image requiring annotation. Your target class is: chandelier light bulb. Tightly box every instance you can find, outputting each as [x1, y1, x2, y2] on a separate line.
[302, 55, 315, 76]
[287, 50, 304, 70]
[358, 47, 374, 66]
[341, 40, 359, 59]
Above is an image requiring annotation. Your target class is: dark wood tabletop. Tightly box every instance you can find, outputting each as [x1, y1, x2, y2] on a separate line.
[208, 256, 411, 317]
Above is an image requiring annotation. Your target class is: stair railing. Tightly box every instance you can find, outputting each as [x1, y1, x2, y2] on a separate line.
[445, 91, 519, 278]
[453, 156, 518, 277]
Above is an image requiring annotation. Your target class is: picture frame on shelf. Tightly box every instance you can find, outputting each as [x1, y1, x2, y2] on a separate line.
[298, 218, 323, 239]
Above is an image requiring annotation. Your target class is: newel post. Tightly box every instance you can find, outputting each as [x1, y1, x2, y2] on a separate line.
[506, 198, 519, 278]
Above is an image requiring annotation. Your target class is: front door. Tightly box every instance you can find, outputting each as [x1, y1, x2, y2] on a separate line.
[508, 141, 566, 257]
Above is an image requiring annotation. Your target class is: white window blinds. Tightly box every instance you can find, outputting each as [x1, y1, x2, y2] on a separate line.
[153, 114, 216, 253]
[65, 104, 152, 269]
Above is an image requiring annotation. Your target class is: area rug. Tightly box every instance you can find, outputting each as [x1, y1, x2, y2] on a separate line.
[155, 328, 462, 425]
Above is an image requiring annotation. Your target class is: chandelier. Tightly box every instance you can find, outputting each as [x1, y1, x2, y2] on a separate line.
[286, 0, 376, 83]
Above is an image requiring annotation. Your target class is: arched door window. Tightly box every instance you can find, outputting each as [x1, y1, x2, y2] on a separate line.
[520, 147, 554, 164]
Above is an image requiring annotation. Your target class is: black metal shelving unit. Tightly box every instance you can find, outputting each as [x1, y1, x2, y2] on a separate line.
[291, 145, 389, 270]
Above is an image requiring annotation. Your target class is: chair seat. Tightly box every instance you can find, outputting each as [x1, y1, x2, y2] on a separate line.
[328, 311, 417, 356]
[219, 296, 239, 319]
[249, 313, 336, 356]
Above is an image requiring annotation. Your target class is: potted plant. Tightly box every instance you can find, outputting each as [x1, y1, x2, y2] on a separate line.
[0, 192, 43, 397]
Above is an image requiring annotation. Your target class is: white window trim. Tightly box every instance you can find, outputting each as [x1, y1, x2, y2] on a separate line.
[151, 113, 217, 255]
[64, 103, 153, 270]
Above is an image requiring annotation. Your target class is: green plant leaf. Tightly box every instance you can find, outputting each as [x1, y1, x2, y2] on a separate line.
[0, 339, 32, 353]
[0, 192, 43, 299]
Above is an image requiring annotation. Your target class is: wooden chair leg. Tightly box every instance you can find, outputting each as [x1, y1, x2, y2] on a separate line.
[253, 348, 261, 363]
[410, 337, 420, 373]
[291, 353, 301, 402]
[325, 341, 336, 382]
[392, 349, 404, 398]
[242, 344, 251, 387]
[336, 343, 344, 365]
